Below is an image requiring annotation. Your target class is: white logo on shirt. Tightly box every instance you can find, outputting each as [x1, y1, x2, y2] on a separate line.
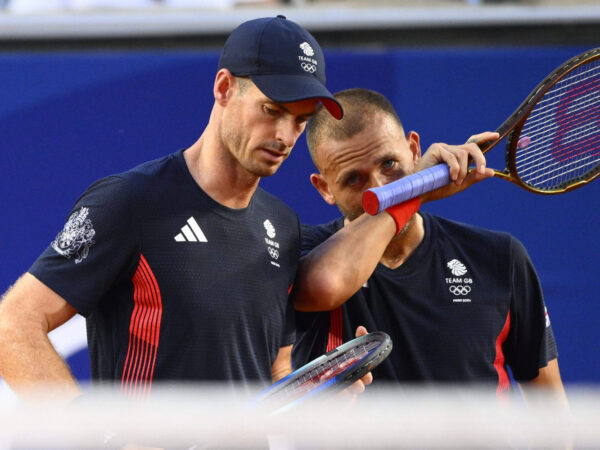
[51, 207, 96, 264]
[264, 219, 276, 238]
[174, 217, 207, 242]
[447, 259, 468, 276]
[264, 219, 281, 268]
[445, 258, 473, 303]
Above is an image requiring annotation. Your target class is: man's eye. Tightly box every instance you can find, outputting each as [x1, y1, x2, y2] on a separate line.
[264, 106, 280, 116]
[345, 175, 359, 186]
[382, 160, 396, 169]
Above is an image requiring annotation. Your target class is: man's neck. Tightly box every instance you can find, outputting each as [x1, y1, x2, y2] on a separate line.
[183, 134, 260, 209]
[379, 213, 425, 270]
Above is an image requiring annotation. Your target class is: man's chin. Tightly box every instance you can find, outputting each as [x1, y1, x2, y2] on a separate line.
[258, 168, 279, 178]
[340, 208, 362, 222]
[251, 163, 282, 178]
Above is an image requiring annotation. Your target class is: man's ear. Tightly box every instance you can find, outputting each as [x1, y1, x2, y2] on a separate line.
[214, 69, 234, 106]
[310, 173, 337, 205]
[406, 130, 422, 165]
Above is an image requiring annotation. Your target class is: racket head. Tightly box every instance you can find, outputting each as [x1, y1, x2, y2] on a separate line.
[493, 47, 600, 194]
[253, 331, 392, 413]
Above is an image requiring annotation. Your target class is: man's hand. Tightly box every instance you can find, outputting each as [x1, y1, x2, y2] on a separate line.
[417, 131, 498, 203]
[339, 326, 374, 403]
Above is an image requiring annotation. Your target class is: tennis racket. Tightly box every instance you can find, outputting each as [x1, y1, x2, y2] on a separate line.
[252, 331, 392, 415]
[362, 47, 600, 215]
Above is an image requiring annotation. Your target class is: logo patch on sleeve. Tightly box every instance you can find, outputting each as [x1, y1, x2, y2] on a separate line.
[51, 207, 96, 264]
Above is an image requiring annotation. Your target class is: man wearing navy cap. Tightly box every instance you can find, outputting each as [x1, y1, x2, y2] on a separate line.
[0, 16, 355, 404]
[218, 15, 343, 120]
[0, 16, 484, 405]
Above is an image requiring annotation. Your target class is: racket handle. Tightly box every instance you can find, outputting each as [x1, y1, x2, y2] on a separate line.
[362, 163, 451, 215]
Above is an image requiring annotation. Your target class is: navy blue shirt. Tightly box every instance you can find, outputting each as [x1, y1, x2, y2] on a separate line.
[293, 213, 557, 392]
[30, 150, 299, 397]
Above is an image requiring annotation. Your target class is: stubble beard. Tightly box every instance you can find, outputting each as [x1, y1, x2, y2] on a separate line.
[221, 121, 276, 179]
[339, 203, 362, 222]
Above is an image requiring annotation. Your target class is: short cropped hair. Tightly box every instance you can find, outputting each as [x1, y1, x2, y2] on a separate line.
[235, 76, 252, 95]
[306, 88, 403, 169]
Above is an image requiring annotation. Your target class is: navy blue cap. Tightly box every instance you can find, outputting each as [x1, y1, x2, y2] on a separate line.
[218, 16, 343, 120]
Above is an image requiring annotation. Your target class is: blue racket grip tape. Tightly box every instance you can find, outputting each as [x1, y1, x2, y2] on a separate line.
[362, 163, 451, 215]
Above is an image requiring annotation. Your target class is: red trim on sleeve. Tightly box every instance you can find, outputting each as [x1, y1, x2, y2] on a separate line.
[326, 307, 343, 352]
[494, 311, 511, 396]
[121, 253, 163, 401]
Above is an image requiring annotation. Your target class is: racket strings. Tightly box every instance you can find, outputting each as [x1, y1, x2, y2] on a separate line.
[518, 123, 598, 179]
[525, 64, 600, 123]
[515, 58, 600, 190]
[521, 133, 599, 184]
[518, 71, 599, 175]
[520, 86, 599, 153]
[518, 64, 600, 184]
[521, 90, 598, 141]
[269, 340, 380, 402]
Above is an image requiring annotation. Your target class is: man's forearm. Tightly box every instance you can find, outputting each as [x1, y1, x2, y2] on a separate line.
[293, 211, 396, 312]
[0, 312, 82, 403]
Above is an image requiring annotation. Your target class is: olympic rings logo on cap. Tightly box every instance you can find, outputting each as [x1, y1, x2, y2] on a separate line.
[301, 62, 317, 74]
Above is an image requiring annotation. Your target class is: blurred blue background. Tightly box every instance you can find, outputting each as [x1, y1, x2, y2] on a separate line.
[1, 47, 598, 385]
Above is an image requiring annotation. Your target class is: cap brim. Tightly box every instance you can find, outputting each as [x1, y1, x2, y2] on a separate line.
[250, 74, 343, 120]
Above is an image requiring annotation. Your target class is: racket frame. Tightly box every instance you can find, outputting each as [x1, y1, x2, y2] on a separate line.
[486, 47, 600, 194]
[253, 331, 392, 413]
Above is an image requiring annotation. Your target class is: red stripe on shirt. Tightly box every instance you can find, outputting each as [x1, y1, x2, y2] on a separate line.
[326, 307, 343, 352]
[494, 311, 511, 396]
[121, 253, 163, 401]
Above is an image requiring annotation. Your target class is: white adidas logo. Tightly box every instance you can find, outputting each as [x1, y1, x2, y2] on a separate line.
[174, 217, 207, 242]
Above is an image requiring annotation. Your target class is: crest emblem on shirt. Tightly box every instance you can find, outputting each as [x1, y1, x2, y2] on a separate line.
[263, 219, 280, 268]
[51, 207, 96, 264]
[263, 219, 276, 238]
[447, 259, 467, 276]
[445, 258, 473, 303]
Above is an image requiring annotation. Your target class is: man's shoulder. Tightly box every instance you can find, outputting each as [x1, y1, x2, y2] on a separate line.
[423, 212, 528, 267]
[254, 187, 294, 209]
[301, 216, 343, 234]
[117, 150, 182, 184]
[300, 217, 344, 253]
[425, 212, 514, 244]
[254, 187, 300, 221]
[91, 150, 184, 195]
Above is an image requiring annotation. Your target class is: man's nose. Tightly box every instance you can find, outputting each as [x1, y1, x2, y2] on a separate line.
[276, 118, 301, 148]
[369, 174, 387, 189]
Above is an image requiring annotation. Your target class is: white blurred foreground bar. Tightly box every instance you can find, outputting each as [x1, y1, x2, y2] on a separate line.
[0, 5, 600, 39]
[1, 384, 599, 449]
